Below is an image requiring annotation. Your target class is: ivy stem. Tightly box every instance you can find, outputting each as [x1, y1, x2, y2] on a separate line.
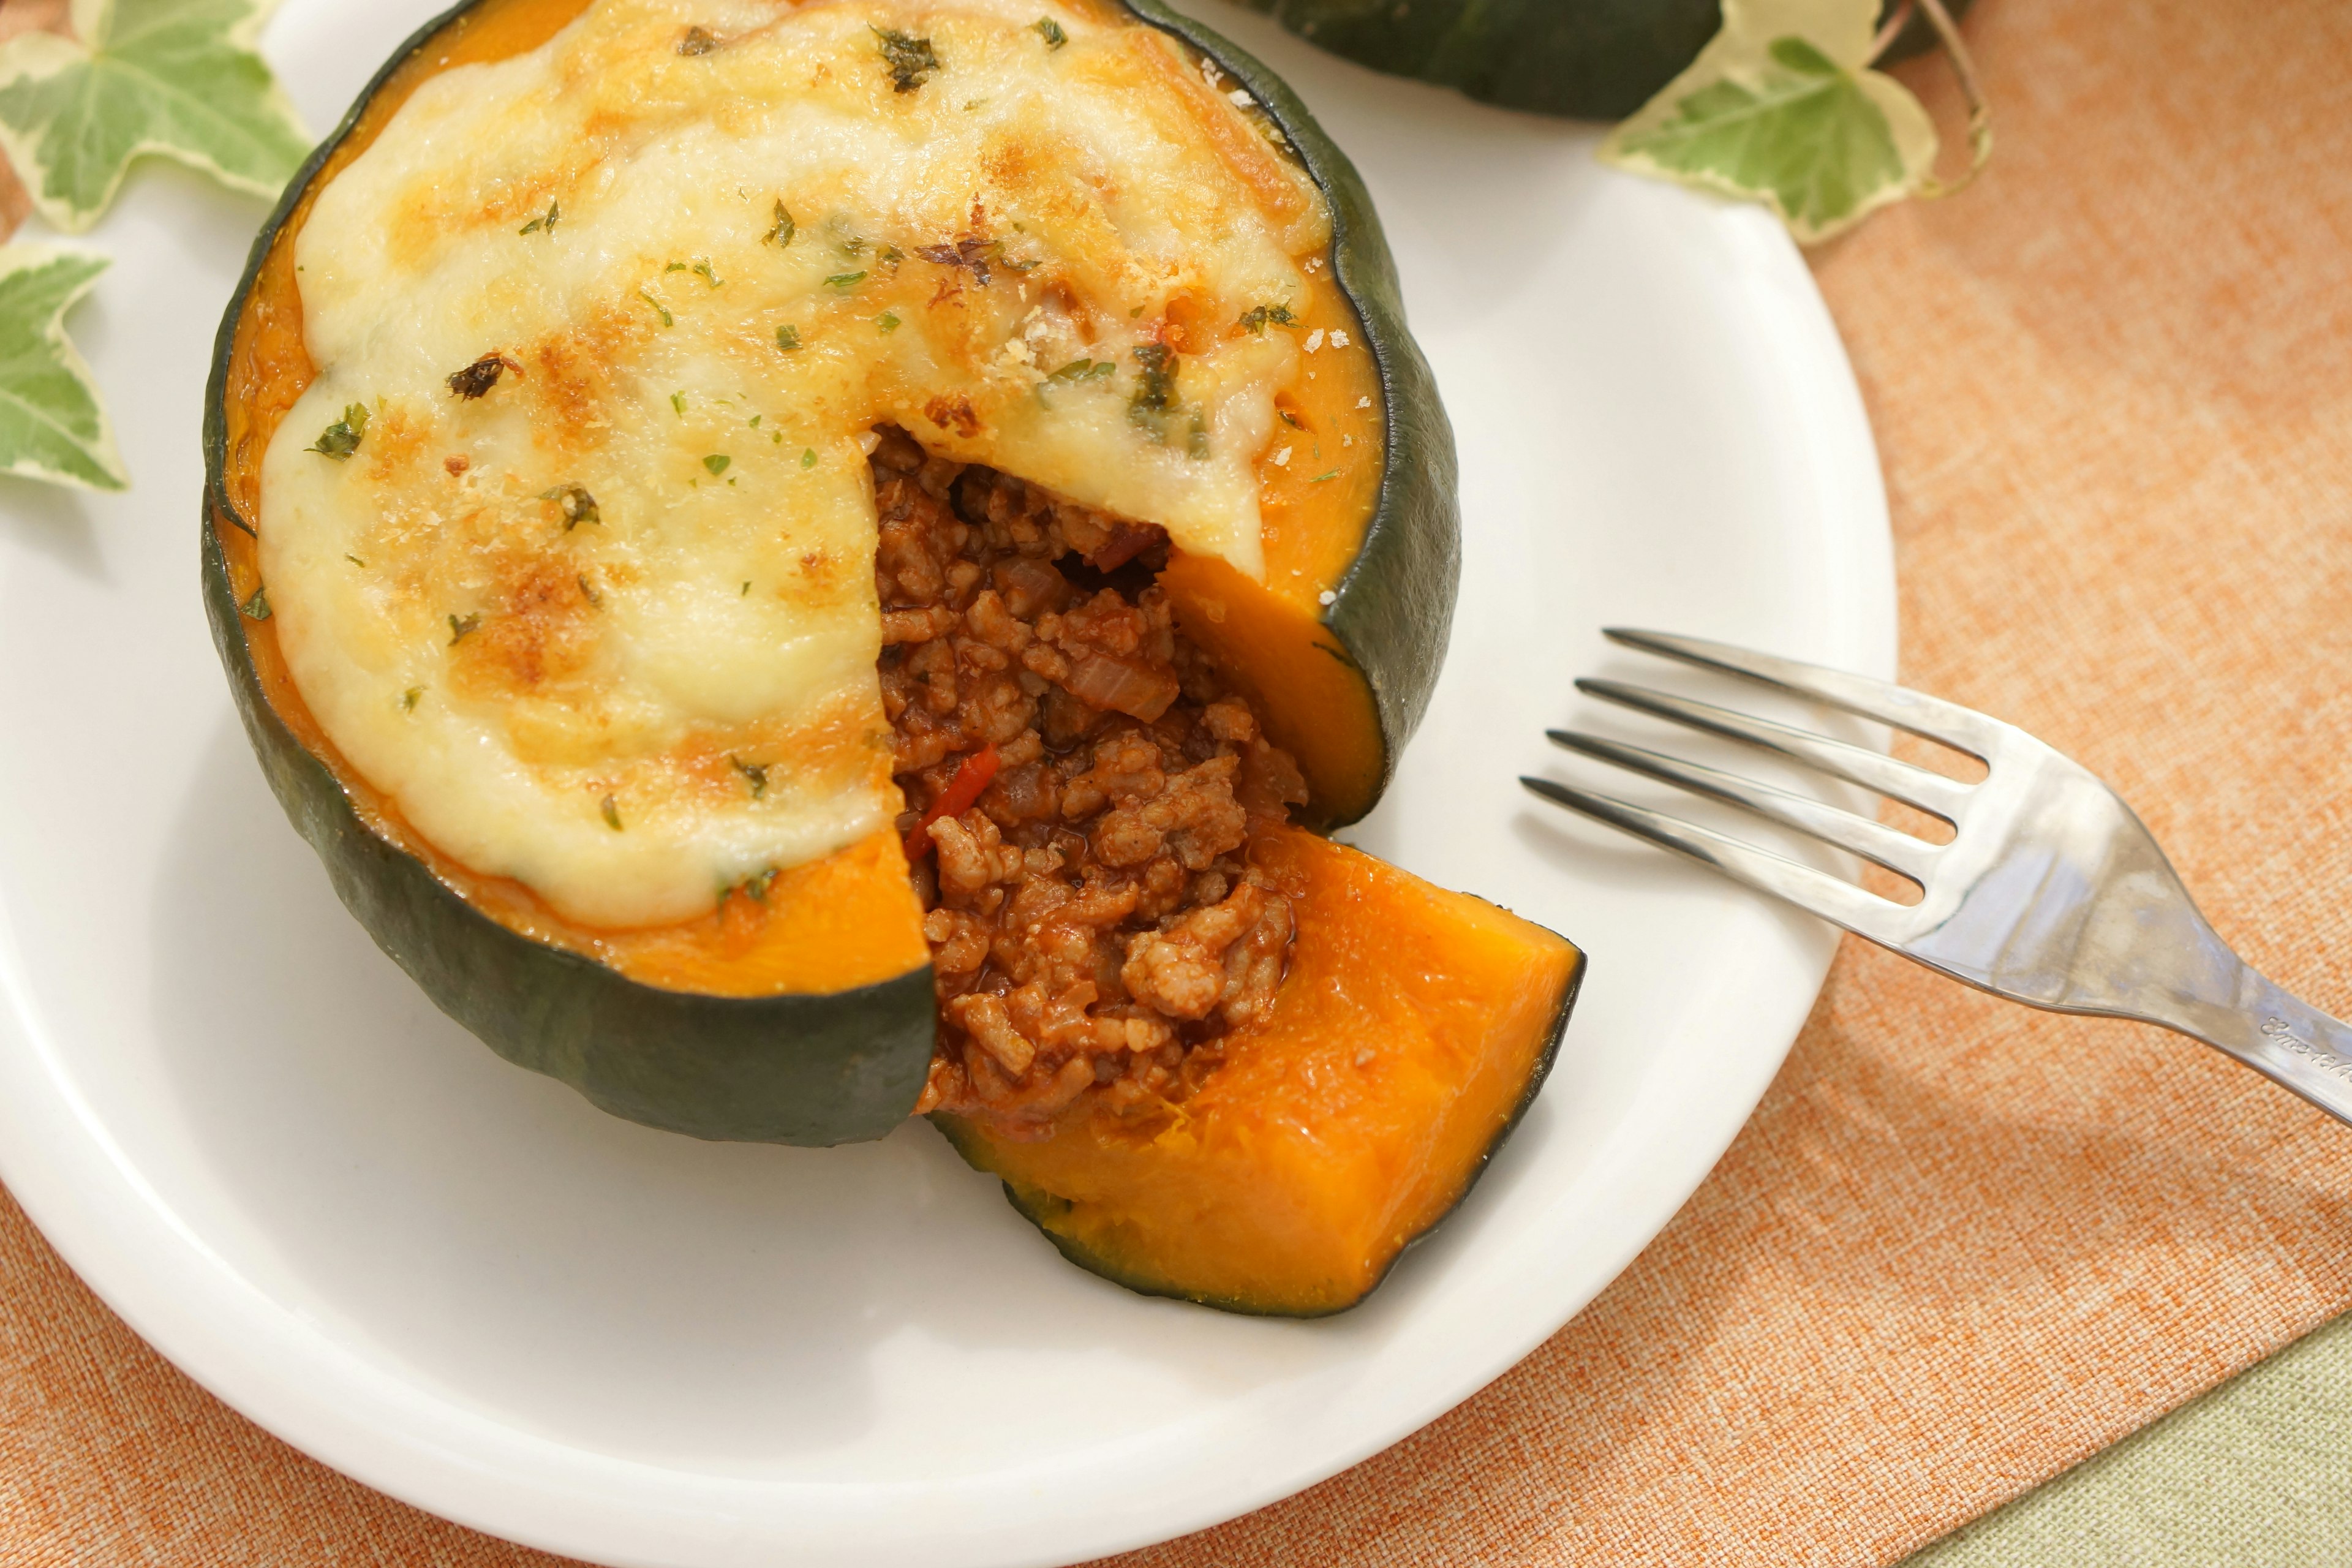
[1872, 0, 1993, 198]
[1868, 0, 1917, 61]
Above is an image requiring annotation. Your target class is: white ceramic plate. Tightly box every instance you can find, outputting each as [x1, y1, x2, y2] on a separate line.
[0, 2, 1893, 1564]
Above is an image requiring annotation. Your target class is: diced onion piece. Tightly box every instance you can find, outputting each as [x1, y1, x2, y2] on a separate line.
[1066, 652, 1180, 721]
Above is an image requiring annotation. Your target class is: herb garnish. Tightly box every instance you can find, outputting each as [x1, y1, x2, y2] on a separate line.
[577, 575, 601, 607]
[731, 756, 770, 799]
[775, 324, 801, 352]
[402, 686, 423, 710]
[692, 258, 722, 288]
[307, 402, 368, 460]
[801, 448, 816, 468]
[344, 553, 366, 567]
[1048, 357, 1115, 384]
[741, 867, 779, 901]
[540, 483, 600, 529]
[872, 26, 940, 92]
[876, 311, 900, 333]
[1034, 17, 1067, 48]
[601, 795, 623, 830]
[446, 352, 518, 400]
[671, 391, 687, 415]
[239, 585, 270, 620]
[677, 25, 719, 55]
[825, 271, 866, 290]
[764, 200, 795, 247]
[1310, 470, 1339, 482]
[518, 200, 559, 236]
[1237, 303, 1295, 334]
[1129, 342, 1178, 435]
[448, 612, 481, 644]
[703, 454, 731, 475]
[916, 235, 998, 286]
[638, 288, 673, 326]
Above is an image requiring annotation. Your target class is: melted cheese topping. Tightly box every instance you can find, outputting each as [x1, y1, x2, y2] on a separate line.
[260, 0, 1330, 928]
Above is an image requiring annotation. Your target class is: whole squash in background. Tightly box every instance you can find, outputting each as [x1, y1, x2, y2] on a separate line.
[1228, 0, 1973, 120]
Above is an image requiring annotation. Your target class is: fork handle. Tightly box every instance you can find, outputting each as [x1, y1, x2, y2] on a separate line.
[2179, 970, 2352, 1127]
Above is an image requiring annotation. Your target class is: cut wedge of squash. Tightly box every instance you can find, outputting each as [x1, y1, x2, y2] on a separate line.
[940, 827, 1583, 1314]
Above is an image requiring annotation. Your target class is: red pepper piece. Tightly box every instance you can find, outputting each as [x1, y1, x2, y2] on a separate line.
[903, 743, 1001, 862]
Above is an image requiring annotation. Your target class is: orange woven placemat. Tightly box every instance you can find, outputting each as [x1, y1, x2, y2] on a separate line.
[7, 0, 2351, 1561]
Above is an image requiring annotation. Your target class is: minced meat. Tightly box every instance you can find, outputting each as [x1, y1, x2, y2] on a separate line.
[870, 428, 1308, 1131]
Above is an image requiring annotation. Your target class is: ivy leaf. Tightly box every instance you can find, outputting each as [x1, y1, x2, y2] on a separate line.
[0, 243, 125, 490]
[0, 0, 311, 233]
[1600, 0, 1937, 244]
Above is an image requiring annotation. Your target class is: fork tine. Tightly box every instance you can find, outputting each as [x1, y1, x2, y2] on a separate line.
[1603, 628, 2006, 758]
[1519, 777, 1909, 942]
[1577, 679, 1973, 823]
[1547, 730, 1936, 883]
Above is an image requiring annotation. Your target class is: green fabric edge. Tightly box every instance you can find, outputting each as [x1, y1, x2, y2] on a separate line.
[1902, 1311, 2352, 1567]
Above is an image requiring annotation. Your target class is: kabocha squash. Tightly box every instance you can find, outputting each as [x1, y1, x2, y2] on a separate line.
[1227, 0, 1974, 121]
[203, 0, 1581, 1312]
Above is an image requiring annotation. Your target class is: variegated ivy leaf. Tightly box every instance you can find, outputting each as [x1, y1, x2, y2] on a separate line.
[0, 244, 125, 490]
[0, 0, 309, 233]
[1600, 0, 1937, 244]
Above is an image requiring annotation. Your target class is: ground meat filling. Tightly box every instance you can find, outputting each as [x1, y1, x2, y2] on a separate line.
[871, 429, 1308, 1129]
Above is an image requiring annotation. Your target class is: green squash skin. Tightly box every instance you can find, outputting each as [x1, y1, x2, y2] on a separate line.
[1228, 0, 1973, 123]
[1126, 0, 1461, 829]
[202, 0, 1457, 1147]
[935, 946, 1586, 1317]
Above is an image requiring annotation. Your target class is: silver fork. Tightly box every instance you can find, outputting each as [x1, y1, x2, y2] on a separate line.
[1521, 628, 2352, 1128]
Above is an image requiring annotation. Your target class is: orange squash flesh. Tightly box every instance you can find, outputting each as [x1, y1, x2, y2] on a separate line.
[940, 827, 1584, 1315]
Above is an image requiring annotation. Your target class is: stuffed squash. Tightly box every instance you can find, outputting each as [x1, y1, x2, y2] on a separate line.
[205, 0, 1582, 1313]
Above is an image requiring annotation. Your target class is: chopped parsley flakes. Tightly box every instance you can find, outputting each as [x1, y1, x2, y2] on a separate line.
[872, 26, 940, 91]
[540, 483, 600, 529]
[307, 402, 368, 460]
